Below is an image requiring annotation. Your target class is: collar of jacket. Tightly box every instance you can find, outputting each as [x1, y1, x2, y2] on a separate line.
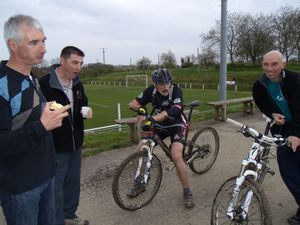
[49, 64, 80, 91]
[0, 60, 39, 87]
[259, 70, 286, 88]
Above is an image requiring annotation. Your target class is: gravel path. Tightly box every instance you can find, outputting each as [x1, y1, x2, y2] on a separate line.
[0, 110, 297, 225]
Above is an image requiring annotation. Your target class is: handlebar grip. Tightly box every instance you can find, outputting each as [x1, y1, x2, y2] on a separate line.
[226, 118, 244, 129]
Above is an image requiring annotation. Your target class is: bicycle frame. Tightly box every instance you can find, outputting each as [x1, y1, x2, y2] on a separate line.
[134, 101, 202, 184]
[226, 117, 287, 220]
[135, 133, 185, 184]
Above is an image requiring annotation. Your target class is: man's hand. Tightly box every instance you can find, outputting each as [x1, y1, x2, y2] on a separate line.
[40, 102, 71, 131]
[135, 107, 147, 122]
[137, 107, 147, 116]
[288, 136, 300, 152]
[272, 113, 285, 125]
[141, 117, 156, 131]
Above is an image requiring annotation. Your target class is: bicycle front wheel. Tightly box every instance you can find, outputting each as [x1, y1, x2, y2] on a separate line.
[112, 150, 163, 211]
[189, 126, 219, 174]
[211, 177, 272, 225]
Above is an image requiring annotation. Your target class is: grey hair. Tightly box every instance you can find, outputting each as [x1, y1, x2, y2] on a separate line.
[4, 14, 43, 44]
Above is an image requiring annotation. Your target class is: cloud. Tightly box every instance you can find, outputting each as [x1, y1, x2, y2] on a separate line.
[0, 0, 299, 65]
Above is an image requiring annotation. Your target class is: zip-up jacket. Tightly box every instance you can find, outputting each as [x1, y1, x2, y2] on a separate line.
[0, 60, 56, 196]
[39, 64, 88, 153]
[252, 70, 300, 137]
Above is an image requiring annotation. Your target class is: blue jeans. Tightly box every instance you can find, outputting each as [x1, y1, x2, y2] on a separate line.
[55, 148, 82, 225]
[1, 177, 55, 225]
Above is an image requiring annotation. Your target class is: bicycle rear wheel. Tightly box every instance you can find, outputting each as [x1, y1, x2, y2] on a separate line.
[211, 176, 272, 225]
[189, 127, 219, 174]
[112, 150, 163, 211]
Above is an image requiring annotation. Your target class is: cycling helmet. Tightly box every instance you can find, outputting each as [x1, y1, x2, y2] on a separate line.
[151, 69, 173, 84]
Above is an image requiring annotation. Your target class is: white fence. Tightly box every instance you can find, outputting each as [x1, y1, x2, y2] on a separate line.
[84, 80, 252, 91]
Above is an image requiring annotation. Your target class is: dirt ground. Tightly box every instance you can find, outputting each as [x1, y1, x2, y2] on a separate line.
[0, 110, 298, 225]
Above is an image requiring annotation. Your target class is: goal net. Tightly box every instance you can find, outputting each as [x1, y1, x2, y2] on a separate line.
[125, 75, 148, 88]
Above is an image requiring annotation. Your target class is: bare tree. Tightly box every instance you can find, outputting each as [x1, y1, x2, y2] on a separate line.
[236, 14, 274, 64]
[160, 50, 176, 68]
[295, 10, 300, 61]
[201, 13, 247, 63]
[136, 56, 152, 74]
[271, 6, 300, 62]
[200, 9, 300, 64]
[50, 57, 60, 65]
[199, 47, 218, 70]
[181, 54, 197, 68]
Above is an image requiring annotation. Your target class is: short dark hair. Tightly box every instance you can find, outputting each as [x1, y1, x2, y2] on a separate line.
[60, 46, 85, 59]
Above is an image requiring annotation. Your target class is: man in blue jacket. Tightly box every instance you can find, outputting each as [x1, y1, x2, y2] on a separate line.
[0, 15, 70, 225]
[39, 46, 92, 225]
[252, 50, 300, 225]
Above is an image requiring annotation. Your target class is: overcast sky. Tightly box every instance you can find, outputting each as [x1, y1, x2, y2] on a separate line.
[1, 0, 300, 65]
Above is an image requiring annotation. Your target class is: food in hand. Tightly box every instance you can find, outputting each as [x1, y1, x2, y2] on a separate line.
[50, 101, 64, 110]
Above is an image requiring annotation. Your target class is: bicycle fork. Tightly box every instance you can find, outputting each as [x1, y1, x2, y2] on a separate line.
[227, 161, 259, 220]
[134, 140, 156, 184]
[227, 142, 263, 220]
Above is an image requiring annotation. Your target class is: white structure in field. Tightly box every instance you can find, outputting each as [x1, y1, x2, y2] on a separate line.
[125, 75, 148, 88]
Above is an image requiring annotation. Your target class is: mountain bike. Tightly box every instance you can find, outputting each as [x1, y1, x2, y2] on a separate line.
[112, 100, 220, 211]
[211, 117, 289, 225]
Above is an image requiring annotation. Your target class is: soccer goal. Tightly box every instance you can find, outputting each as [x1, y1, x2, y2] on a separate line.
[125, 75, 148, 88]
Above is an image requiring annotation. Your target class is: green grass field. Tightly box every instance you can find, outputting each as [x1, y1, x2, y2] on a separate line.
[83, 85, 252, 129]
[82, 84, 252, 156]
[81, 62, 300, 156]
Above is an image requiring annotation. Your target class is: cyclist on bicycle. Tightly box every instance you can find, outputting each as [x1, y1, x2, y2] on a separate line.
[128, 68, 195, 208]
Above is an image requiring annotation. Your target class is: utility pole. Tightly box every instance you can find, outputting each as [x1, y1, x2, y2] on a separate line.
[219, 0, 227, 101]
[101, 48, 106, 64]
[197, 47, 200, 73]
[158, 53, 160, 68]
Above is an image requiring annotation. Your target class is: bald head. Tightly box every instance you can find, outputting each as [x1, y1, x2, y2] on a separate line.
[262, 50, 286, 82]
[263, 50, 285, 63]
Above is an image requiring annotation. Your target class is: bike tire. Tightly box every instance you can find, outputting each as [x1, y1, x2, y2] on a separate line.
[189, 126, 219, 174]
[211, 176, 272, 225]
[112, 150, 163, 211]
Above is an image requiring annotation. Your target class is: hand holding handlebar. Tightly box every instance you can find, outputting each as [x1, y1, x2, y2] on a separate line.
[137, 107, 147, 116]
[141, 117, 156, 131]
[287, 136, 300, 152]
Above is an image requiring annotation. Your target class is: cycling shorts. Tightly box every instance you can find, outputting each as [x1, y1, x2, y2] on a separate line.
[155, 124, 187, 144]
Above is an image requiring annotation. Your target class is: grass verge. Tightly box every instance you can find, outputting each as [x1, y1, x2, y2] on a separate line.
[82, 129, 132, 157]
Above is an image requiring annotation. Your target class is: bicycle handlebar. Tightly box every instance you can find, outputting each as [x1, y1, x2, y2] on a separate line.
[227, 118, 262, 138]
[226, 118, 289, 146]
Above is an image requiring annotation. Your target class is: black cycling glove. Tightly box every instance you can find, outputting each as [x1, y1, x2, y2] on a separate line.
[137, 107, 147, 116]
[142, 117, 156, 131]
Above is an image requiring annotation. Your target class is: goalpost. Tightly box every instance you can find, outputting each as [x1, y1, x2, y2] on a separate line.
[125, 75, 148, 88]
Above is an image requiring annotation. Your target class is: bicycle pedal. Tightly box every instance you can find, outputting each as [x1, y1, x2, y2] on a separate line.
[267, 170, 275, 176]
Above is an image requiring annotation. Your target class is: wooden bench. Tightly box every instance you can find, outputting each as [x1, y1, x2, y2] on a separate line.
[114, 117, 140, 143]
[114, 109, 193, 143]
[206, 97, 254, 121]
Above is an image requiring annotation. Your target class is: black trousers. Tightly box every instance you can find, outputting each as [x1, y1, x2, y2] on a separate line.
[277, 145, 300, 207]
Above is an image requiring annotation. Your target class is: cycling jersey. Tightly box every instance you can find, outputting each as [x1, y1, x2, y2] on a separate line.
[135, 84, 187, 143]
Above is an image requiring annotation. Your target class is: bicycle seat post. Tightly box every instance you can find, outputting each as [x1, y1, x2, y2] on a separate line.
[187, 106, 194, 124]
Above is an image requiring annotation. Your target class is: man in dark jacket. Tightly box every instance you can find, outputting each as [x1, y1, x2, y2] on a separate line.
[39, 46, 92, 225]
[252, 50, 300, 225]
[0, 15, 69, 225]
